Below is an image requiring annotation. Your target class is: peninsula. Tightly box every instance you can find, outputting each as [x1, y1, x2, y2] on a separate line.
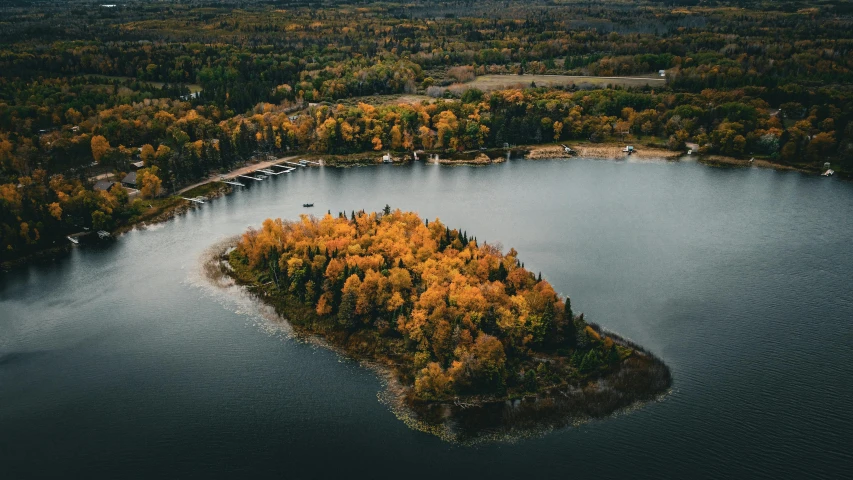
[221, 209, 671, 441]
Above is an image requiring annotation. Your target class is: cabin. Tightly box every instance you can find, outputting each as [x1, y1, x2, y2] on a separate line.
[659, 70, 666, 77]
[121, 171, 138, 188]
[382, 153, 392, 163]
[623, 145, 635, 154]
[93, 179, 115, 192]
[130, 160, 145, 170]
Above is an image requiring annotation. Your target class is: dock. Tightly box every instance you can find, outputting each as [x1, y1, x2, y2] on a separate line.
[181, 197, 206, 204]
[67, 236, 79, 245]
[283, 161, 305, 168]
[272, 164, 296, 173]
[257, 168, 285, 176]
[220, 180, 245, 187]
[301, 159, 322, 166]
[239, 174, 264, 181]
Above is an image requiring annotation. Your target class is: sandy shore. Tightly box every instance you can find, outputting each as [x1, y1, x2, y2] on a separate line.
[526, 144, 682, 160]
[700, 155, 801, 171]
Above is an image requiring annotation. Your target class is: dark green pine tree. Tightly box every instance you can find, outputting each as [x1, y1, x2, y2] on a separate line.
[564, 298, 577, 347]
[338, 290, 357, 329]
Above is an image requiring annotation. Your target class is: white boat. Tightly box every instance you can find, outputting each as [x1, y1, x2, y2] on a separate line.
[67, 236, 79, 245]
[822, 169, 834, 177]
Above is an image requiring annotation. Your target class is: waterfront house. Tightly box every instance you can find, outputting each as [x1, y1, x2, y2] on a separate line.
[121, 172, 138, 188]
[93, 180, 115, 191]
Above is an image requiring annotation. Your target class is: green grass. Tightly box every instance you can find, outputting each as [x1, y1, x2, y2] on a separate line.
[83, 74, 202, 93]
[465, 74, 665, 91]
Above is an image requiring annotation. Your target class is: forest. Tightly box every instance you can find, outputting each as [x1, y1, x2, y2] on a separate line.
[2, 0, 853, 263]
[227, 209, 669, 402]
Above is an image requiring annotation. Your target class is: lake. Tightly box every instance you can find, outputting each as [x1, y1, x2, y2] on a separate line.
[1, 158, 851, 479]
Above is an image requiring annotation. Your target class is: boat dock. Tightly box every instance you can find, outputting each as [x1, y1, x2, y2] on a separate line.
[258, 168, 286, 176]
[283, 161, 305, 168]
[181, 197, 206, 204]
[272, 164, 296, 173]
[239, 174, 264, 181]
[221, 180, 245, 187]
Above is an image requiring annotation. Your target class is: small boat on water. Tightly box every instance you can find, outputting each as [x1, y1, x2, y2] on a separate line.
[67, 236, 79, 245]
[303, 203, 314, 207]
[822, 169, 834, 177]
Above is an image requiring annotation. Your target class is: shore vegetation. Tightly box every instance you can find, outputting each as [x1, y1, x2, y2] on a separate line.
[224, 209, 671, 439]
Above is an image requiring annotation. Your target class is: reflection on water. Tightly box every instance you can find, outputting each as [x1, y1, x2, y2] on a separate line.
[1, 159, 852, 479]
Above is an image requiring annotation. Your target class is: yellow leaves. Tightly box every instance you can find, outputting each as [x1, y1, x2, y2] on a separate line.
[372, 136, 383, 151]
[0, 183, 22, 208]
[90, 135, 110, 163]
[137, 166, 163, 199]
[386, 291, 405, 312]
[389, 125, 402, 149]
[357, 102, 377, 118]
[585, 325, 602, 342]
[140, 144, 155, 165]
[316, 293, 334, 316]
[340, 120, 355, 143]
[414, 362, 452, 400]
[154, 110, 176, 124]
[286, 256, 304, 276]
[155, 144, 171, 159]
[235, 210, 573, 384]
[48, 202, 62, 220]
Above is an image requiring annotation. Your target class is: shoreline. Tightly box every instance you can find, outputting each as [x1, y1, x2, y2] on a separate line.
[208, 242, 672, 443]
[307, 142, 834, 177]
[2, 145, 837, 270]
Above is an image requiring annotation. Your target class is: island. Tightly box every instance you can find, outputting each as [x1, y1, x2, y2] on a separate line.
[218, 208, 671, 442]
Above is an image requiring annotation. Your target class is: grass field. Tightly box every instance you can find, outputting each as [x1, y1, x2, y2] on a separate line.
[83, 75, 203, 93]
[465, 74, 665, 91]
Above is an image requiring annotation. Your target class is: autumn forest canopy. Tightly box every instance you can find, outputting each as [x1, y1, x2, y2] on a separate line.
[229, 209, 654, 401]
[2, 0, 853, 262]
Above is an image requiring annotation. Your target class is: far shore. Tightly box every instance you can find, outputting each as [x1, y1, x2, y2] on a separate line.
[0, 144, 838, 270]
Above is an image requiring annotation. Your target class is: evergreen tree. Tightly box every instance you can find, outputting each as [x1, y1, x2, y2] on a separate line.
[579, 349, 602, 373]
[338, 290, 356, 329]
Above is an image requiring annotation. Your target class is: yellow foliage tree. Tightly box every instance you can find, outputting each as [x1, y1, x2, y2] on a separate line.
[90, 135, 111, 163]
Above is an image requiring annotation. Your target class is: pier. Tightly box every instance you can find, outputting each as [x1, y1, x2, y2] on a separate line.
[283, 161, 305, 168]
[272, 164, 296, 173]
[220, 180, 245, 187]
[181, 197, 206, 204]
[239, 174, 264, 181]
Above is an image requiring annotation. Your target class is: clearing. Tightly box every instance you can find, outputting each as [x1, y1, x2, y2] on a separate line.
[464, 74, 665, 91]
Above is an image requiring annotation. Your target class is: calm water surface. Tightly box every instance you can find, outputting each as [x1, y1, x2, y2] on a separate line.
[1, 158, 851, 479]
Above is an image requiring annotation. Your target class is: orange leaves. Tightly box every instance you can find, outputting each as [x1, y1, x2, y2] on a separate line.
[90, 135, 110, 163]
[0, 183, 22, 208]
[137, 166, 163, 199]
[235, 210, 574, 386]
[414, 362, 453, 400]
[48, 202, 62, 221]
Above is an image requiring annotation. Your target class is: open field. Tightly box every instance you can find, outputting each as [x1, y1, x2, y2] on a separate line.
[83, 75, 203, 93]
[336, 93, 433, 107]
[465, 74, 666, 91]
